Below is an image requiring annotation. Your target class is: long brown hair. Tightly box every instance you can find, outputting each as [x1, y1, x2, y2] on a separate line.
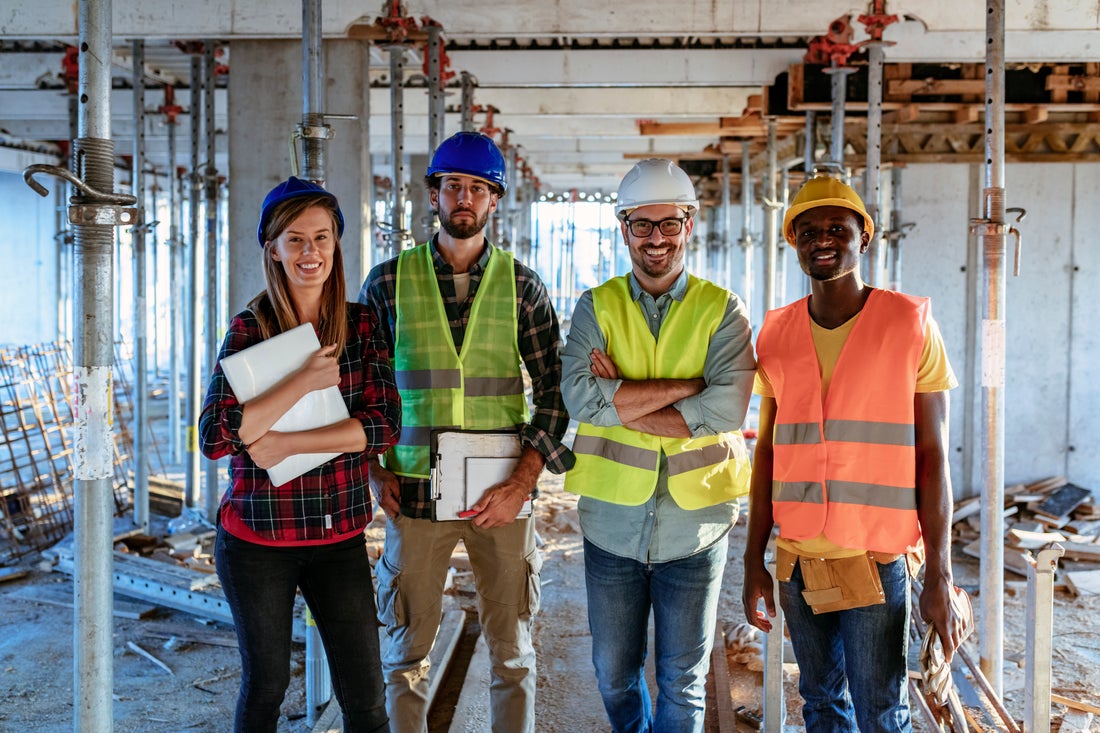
[248, 194, 348, 358]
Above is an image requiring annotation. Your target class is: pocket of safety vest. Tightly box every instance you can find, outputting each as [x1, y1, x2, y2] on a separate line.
[797, 553, 886, 614]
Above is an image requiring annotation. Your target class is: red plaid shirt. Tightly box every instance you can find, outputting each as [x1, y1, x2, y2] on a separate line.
[200, 303, 400, 544]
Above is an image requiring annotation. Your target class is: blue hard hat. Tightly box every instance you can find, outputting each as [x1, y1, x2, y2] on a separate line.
[427, 132, 507, 192]
[257, 176, 345, 247]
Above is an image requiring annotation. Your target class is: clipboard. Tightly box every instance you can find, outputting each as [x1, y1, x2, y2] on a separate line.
[219, 322, 350, 487]
[430, 430, 532, 521]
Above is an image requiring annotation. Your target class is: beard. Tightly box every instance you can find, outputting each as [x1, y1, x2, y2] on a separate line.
[439, 207, 489, 240]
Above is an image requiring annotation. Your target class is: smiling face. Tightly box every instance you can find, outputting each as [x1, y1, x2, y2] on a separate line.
[620, 203, 692, 294]
[431, 174, 499, 241]
[267, 205, 337, 297]
[791, 205, 869, 282]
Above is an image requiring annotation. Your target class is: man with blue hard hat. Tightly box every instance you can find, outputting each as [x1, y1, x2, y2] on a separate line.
[358, 131, 573, 733]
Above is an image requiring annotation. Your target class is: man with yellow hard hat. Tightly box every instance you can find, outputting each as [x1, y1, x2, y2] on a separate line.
[742, 174, 967, 732]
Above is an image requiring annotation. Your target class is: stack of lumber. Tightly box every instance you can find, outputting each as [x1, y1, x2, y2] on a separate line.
[952, 477, 1100, 594]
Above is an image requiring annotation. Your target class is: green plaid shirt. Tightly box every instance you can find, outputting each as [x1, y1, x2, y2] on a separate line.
[358, 237, 574, 518]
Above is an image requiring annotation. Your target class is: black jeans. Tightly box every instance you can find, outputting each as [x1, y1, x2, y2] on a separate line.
[215, 527, 388, 733]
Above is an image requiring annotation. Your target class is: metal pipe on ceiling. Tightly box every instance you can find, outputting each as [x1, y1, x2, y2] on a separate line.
[978, 0, 1007, 695]
[131, 38, 150, 534]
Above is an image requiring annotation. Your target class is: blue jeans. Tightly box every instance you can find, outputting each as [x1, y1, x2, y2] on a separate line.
[779, 556, 912, 733]
[584, 535, 728, 733]
[215, 528, 388, 733]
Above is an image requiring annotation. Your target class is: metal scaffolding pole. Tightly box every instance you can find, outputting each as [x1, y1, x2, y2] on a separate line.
[888, 167, 904, 291]
[803, 111, 816, 174]
[300, 0, 329, 185]
[20, 0, 139, 727]
[1024, 546, 1064, 732]
[720, 154, 731, 289]
[166, 98, 182, 463]
[739, 144, 755, 324]
[185, 54, 202, 508]
[460, 71, 475, 132]
[864, 41, 886, 287]
[427, 23, 445, 156]
[778, 167, 790, 305]
[763, 119, 779, 313]
[389, 45, 407, 254]
[301, 2, 333, 721]
[203, 43, 219, 521]
[977, 0, 1007, 694]
[131, 39, 150, 533]
[504, 144, 519, 249]
[825, 66, 854, 175]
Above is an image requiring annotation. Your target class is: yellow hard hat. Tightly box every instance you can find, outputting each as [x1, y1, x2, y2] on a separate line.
[783, 174, 874, 245]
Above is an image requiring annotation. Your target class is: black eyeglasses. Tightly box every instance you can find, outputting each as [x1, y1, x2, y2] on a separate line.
[624, 217, 687, 238]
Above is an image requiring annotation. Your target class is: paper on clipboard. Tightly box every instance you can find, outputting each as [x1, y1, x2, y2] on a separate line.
[431, 431, 532, 521]
[219, 322, 350, 487]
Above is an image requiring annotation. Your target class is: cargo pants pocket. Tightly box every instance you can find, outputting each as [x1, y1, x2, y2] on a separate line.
[374, 553, 406, 628]
[522, 548, 543, 619]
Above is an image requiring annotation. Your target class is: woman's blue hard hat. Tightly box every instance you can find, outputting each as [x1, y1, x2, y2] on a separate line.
[257, 176, 345, 247]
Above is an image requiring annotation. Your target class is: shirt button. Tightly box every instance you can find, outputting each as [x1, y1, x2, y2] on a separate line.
[648, 511, 655, 516]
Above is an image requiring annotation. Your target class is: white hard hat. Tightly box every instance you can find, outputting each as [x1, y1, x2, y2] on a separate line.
[615, 158, 699, 219]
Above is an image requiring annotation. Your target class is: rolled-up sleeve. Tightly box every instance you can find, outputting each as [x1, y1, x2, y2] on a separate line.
[561, 290, 624, 428]
[674, 292, 756, 436]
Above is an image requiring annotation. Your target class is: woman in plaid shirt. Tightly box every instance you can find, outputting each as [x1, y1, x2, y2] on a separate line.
[200, 177, 400, 733]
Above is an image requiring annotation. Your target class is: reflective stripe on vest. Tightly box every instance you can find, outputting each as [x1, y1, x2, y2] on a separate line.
[566, 274, 751, 509]
[386, 243, 529, 477]
[757, 289, 928, 553]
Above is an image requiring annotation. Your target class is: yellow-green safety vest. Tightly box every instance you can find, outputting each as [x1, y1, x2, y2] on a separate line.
[385, 243, 530, 478]
[565, 274, 750, 509]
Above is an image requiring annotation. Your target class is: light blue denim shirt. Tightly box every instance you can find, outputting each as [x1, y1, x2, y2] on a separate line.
[561, 269, 756, 563]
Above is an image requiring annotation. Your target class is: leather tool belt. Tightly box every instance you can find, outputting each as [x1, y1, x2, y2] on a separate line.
[776, 546, 904, 614]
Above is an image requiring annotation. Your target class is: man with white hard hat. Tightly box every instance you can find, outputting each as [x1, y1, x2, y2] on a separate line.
[562, 158, 756, 732]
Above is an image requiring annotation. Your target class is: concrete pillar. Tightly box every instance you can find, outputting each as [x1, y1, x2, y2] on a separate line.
[227, 40, 370, 314]
[409, 153, 433, 246]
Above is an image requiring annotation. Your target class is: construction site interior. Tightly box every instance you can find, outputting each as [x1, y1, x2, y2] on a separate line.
[2, 1, 1100, 731]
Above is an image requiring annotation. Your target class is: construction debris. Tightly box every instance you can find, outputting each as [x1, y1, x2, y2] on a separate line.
[952, 476, 1099, 582]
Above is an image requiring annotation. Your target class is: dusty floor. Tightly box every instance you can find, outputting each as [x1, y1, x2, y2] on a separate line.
[0, 469, 1098, 732]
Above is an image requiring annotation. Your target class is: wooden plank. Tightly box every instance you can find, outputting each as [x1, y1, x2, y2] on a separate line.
[1052, 693, 1100, 716]
[1065, 570, 1100, 596]
[888, 79, 987, 97]
[704, 622, 737, 732]
[1055, 710, 1094, 732]
[1035, 484, 1093, 520]
[1006, 528, 1066, 550]
[1059, 542, 1100, 563]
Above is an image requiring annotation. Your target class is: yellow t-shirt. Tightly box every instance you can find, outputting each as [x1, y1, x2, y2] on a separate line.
[754, 306, 958, 558]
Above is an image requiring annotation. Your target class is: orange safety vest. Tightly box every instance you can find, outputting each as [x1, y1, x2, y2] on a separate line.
[756, 289, 928, 554]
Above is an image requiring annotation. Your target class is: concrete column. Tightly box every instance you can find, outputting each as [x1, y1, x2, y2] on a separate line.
[227, 40, 370, 314]
[408, 153, 433, 246]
